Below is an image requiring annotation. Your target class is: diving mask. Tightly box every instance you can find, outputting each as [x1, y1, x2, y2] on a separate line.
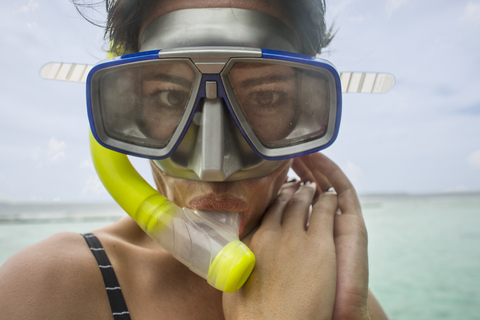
[87, 8, 342, 181]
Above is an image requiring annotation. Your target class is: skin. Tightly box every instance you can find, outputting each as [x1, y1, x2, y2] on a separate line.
[0, 0, 389, 319]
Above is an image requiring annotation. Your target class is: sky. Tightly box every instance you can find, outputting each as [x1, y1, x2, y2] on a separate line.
[0, 0, 479, 202]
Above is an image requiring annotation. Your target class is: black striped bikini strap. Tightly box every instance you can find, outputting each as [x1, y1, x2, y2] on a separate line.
[82, 233, 131, 320]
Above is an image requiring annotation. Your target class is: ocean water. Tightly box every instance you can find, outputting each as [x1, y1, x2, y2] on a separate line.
[361, 193, 480, 320]
[0, 202, 126, 265]
[1, 193, 479, 319]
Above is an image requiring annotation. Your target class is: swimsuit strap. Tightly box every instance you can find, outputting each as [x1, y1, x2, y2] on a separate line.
[82, 233, 131, 320]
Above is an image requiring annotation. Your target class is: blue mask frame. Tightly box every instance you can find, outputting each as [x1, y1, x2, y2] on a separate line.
[86, 47, 342, 161]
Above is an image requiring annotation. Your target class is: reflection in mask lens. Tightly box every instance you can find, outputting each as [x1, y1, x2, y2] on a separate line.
[98, 62, 195, 148]
[228, 62, 330, 148]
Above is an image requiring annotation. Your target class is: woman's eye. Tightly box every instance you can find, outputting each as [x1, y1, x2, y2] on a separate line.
[163, 90, 188, 107]
[151, 90, 189, 109]
[249, 90, 283, 108]
[254, 91, 274, 106]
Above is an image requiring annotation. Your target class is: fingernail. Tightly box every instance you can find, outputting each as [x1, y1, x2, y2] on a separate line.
[336, 207, 342, 215]
[326, 187, 337, 194]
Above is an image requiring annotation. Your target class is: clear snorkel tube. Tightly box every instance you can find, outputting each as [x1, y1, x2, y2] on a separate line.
[90, 132, 255, 292]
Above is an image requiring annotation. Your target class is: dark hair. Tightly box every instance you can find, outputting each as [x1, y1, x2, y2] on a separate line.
[73, 0, 333, 56]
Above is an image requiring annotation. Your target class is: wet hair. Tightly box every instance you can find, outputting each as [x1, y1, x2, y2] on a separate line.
[72, 0, 333, 56]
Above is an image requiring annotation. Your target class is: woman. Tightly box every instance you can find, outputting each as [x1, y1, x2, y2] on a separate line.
[0, 0, 388, 319]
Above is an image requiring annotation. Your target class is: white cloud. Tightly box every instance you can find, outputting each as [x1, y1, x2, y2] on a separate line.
[31, 146, 41, 161]
[80, 158, 94, 169]
[468, 150, 480, 169]
[30, 146, 45, 168]
[442, 185, 469, 193]
[47, 137, 66, 162]
[349, 14, 367, 23]
[386, 0, 410, 15]
[330, 0, 356, 17]
[82, 175, 106, 195]
[0, 192, 22, 202]
[460, 1, 480, 26]
[53, 197, 61, 202]
[30, 137, 67, 168]
[0, 172, 7, 184]
[15, 0, 39, 14]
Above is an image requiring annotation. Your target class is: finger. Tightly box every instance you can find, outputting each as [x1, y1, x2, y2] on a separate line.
[333, 214, 369, 318]
[281, 182, 316, 232]
[307, 188, 337, 238]
[298, 154, 369, 317]
[291, 158, 316, 183]
[260, 181, 300, 229]
[292, 158, 331, 191]
[300, 153, 361, 215]
[292, 157, 331, 204]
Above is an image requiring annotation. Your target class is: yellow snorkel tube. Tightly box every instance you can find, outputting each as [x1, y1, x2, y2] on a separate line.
[88, 47, 254, 292]
[90, 132, 255, 292]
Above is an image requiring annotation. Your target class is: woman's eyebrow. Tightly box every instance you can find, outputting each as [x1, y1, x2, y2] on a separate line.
[143, 72, 193, 88]
[236, 74, 295, 89]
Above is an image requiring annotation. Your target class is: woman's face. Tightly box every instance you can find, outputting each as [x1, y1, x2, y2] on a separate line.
[143, 0, 294, 238]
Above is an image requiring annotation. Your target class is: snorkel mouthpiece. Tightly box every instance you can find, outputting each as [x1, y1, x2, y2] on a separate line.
[90, 132, 255, 292]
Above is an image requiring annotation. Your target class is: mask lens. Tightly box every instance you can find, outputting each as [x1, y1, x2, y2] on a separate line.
[228, 62, 330, 148]
[98, 61, 196, 148]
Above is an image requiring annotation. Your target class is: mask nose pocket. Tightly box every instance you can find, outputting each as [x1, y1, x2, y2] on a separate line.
[163, 95, 278, 181]
[190, 97, 243, 181]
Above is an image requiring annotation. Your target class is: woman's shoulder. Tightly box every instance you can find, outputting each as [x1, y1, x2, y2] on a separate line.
[0, 232, 112, 319]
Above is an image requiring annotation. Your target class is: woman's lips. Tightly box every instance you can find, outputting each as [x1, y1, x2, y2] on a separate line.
[188, 193, 249, 212]
[188, 194, 250, 236]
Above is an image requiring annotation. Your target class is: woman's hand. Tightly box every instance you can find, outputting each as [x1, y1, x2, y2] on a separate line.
[223, 152, 370, 320]
[223, 178, 338, 319]
[293, 153, 370, 320]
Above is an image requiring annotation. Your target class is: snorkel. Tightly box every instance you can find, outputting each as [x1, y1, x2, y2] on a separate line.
[90, 132, 255, 292]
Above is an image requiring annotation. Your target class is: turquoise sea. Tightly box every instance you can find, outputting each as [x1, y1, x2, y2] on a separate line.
[1, 193, 480, 319]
